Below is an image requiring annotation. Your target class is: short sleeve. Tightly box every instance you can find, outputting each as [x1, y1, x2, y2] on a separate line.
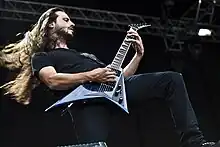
[31, 52, 54, 78]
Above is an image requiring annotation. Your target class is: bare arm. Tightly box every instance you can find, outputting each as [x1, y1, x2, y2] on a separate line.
[123, 53, 143, 77]
[38, 66, 116, 90]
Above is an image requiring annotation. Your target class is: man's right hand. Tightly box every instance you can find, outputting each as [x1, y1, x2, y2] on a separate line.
[88, 67, 116, 83]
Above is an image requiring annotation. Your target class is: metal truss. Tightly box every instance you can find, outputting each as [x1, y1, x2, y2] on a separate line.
[0, 0, 168, 36]
[0, 0, 193, 38]
[165, 0, 220, 52]
[1, 0, 220, 52]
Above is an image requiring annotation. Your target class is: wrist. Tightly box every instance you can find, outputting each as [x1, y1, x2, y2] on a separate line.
[83, 71, 94, 82]
[78, 71, 92, 84]
[135, 52, 143, 59]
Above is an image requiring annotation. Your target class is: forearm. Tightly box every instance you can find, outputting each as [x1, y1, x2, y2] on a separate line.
[123, 53, 143, 77]
[48, 72, 92, 90]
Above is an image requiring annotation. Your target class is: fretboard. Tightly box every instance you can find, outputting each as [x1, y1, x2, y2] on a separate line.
[110, 34, 132, 70]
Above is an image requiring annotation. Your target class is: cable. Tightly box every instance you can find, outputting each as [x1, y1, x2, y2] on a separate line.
[61, 102, 80, 144]
[67, 107, 80, 144]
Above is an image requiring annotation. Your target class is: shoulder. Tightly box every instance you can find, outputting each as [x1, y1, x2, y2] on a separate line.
[31, 50, 58, 60]
[31, 51, 53, 66]
[31, 52, 48, 58]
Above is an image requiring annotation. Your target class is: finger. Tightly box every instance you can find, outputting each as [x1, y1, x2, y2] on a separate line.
[127, 33, 141, 41]
[126, 38, 136, 42]
[127, 31, 138, 35]
[106, 78, 116, 82]
[127, 31, 142, 41]
[102, 78, 115, 83]
[126, 38, 140, 45]
[106, 64, 112, 68]
[106, 74, 117, 79]
[127, 29, 137, 34]
[103, 67, 112, 72]
[105, 71, 116, 75]
[106, 66, 115, 72]
[127, 30, 139, 35]
[105, 66, 115, 70]
[127, 33, 138, 38]
[132, 43, 138, 48]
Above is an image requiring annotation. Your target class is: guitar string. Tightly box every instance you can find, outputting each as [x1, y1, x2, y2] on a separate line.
[98, 26, 141, 92]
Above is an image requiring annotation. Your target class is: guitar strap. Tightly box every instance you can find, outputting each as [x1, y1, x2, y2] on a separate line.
[80, 52, 106, 67]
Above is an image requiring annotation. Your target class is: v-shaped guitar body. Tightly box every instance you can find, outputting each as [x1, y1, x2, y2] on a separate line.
[45, 68, 128, 113]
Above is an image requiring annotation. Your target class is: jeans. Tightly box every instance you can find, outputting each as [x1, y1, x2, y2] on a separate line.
[71, 71, 204, 147]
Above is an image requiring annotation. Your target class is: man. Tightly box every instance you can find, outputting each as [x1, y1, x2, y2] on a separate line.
[0, 7, 219, 147]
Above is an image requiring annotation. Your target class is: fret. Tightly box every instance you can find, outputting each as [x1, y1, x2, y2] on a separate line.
[116, 53, 124, 59]
[115, 57, 122, 62]
[112, 60, 119, 64]
[112, 62, 118, 66]
[124, 40, 130, 46]
[111, 65, 119, 70]
[109, 23, 150, 70]
[111, 39, 131, 69]
[112, 60, 121, 66]
[121, 44, 128, 49]
[119, 48, 127, 54]
[111, 63, 118, 68]
[111, 64, 119, 70]
[112, 59, 120, 65]
[119, 47, 127, 51]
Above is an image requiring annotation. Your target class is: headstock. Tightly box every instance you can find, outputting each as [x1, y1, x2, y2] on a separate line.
[129, 23, 151, 31]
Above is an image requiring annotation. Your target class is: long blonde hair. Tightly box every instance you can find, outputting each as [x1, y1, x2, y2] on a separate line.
[0, 7, 64, 105]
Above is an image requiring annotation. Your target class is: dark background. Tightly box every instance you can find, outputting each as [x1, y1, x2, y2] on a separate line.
[1, 0, 220, 147]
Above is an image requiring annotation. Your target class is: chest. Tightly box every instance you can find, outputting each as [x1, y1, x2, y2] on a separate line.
[49, 50, 102, 73]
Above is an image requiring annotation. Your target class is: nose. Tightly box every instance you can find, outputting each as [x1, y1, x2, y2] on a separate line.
[70, 21, 75, 27]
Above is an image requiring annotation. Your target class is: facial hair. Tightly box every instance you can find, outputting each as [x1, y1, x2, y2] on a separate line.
[57, 27, 74, 40]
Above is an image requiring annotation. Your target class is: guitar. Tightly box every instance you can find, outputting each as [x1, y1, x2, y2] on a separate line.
[45, 23, 151, 113]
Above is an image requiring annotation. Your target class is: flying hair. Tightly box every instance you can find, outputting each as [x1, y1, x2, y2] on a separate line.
[0, 7, 66, 105]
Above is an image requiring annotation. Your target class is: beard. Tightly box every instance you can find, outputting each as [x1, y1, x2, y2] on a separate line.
[46, 27, 75, 49]
[56, 27, 75, 40]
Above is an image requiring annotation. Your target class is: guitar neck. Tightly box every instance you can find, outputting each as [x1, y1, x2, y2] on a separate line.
[110, 34, 132, 70]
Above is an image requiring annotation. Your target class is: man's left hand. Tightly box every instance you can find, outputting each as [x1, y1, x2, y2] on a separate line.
[126, 29, 144, 57]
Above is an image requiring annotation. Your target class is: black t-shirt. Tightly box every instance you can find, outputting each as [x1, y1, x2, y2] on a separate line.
[31, 48, 106, 104]
[32, 48, 105, 76]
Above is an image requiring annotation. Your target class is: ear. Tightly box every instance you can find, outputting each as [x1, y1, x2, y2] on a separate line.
[48, 22, 55, 28]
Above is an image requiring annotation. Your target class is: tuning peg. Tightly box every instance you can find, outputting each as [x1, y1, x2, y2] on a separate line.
[128, 23, 151, 31]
